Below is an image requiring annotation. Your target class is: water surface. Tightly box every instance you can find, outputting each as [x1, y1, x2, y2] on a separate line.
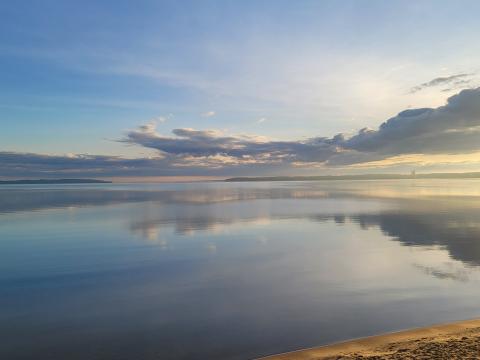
[2, 180, 480, 359]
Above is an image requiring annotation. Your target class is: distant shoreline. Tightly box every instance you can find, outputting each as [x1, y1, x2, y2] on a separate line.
[3, 173, 480, 184]
[0, 179, 112, 185]
[260, 318, 480, 359]
[225, 172, 480, 182]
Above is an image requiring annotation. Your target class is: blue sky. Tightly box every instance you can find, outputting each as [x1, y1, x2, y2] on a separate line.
[2, 0, 480, 178]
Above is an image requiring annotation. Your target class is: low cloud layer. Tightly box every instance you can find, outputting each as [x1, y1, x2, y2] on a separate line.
[3, 88, 480, 178]
[0, 150, 283, 178]
[0, 152, 170, 177]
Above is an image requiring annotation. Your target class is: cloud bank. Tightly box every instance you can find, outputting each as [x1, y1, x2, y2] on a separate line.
[123, 87, 480, 166]
[3, 88, 480, 178]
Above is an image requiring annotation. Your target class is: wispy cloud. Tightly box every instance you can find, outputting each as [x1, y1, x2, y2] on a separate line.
[201, 111, 216, 118]
[153, 115, 168, 123]
[409, 73, 473, 93]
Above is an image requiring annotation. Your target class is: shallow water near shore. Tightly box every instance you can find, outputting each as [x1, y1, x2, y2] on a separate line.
[2, 180, 480, 359]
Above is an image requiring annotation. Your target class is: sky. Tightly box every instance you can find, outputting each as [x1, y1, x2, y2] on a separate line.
[2, 0, 480, 179]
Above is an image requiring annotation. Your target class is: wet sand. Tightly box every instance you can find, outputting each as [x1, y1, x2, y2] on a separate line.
[260, 318, 480, 359]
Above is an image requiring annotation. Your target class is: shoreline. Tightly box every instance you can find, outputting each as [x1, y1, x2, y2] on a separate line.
[260, 318, 480, 359]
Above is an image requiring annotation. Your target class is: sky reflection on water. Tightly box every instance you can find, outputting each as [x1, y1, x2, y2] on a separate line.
[1, 180, 480, 359]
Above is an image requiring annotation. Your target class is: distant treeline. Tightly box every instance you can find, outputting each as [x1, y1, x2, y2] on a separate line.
[0, 179, 112, 185]
[225, 172, 480, 182]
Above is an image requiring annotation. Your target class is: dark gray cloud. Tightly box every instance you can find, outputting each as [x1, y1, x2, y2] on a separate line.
[0, 151, 184, 178]
[3, 87, 480, 178]
[322, 88, 480, 164]
[336, 88, 480, 160]
[409, 73, 472, 93]
[123, 126, 337, 163]
[0, 151, 284, 178]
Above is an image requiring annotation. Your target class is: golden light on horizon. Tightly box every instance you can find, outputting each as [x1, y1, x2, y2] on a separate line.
[349, 151, 480, 169]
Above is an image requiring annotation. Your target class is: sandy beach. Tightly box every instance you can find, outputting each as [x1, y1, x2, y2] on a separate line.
[261, 318, 480, 359]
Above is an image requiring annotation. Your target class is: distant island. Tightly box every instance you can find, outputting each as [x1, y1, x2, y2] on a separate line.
[225, 172, 480, 182]
[0, 179, 112, 185]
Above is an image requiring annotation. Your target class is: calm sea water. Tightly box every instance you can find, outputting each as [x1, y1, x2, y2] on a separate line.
[2, 180, 480, 359]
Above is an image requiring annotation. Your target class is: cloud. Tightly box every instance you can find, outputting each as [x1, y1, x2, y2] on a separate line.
[201, 111, 216, 118]
[257, 117, 267, 123]
[153, 115, 168, 123]
[0, 151, 171, 177]
[122, 123, 338, 164]
[143, 114, 173, 127]
[122, 87, 480, 168]
[4, 87, 480, 178]
[414, 264, 469, 282]
[0, 150, 284, 178]
[409, 73, 473, 93]
[332, 87, 480, 163]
